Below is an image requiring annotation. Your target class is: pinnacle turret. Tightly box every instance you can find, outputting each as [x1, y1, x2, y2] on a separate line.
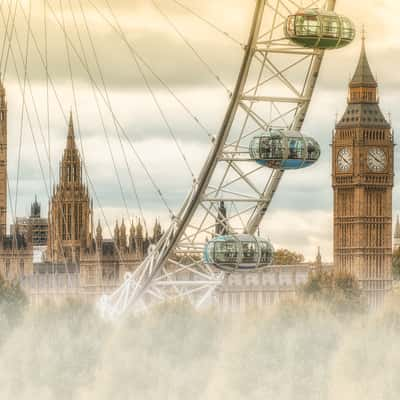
[136, 219, 143, 237]
[315, 246, 322, 268]
[96, 220, 102, 239]
[395, 216, 400, 240]
[120, 218, 127, 249]
[30, 195, 41, 218]
[67, 111, 76, 149]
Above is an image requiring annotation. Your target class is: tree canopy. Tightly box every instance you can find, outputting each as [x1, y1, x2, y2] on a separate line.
[0, 275, 28, 325]
[273, 248, 305, 265]
[300, 270, 365, 314]
[393, 247, 400, 280]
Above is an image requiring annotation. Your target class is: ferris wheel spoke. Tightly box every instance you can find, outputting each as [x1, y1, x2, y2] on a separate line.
[188, 202, 215, 238]
[264, 0, 290, 26]
[238, 101, 269, 128]
[208, 165, 265, 196]
[157, 261, 216, 283]
[264, 56, 311, 97]
[209, 169, 263, 201]
[206, 187, 260, 201]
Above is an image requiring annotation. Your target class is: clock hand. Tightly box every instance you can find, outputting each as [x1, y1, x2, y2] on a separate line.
[371, 154, 384, 165]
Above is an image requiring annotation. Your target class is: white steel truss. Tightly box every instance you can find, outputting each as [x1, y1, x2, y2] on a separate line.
[99, 0, 337, 319]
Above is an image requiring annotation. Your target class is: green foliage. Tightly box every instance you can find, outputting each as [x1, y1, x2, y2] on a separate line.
[300, 270, 365, 315]
[273, 248, 305, 265]
[393, 247, 400, 280]
[0, 274, 28, 326]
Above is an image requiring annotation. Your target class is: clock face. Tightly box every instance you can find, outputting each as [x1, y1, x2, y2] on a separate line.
[337, 148, 352, 172]
[367, 148, 387, 172]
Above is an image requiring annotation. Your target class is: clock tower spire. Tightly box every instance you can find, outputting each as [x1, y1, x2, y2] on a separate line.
[332, 38, 393, 308]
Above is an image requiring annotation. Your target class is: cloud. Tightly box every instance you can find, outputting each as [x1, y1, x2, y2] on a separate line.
[3, 0, 400, 92]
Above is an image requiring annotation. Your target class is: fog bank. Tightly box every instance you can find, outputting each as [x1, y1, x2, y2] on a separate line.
[0, 297, 399, 399]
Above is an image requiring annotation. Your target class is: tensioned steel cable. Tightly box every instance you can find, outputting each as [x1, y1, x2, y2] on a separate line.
[151, 0, 231, 94]
[0, 0, 18, 231]
[4, 3, 80, 276]
[59, 0, 133, 225]
[5, 2, 123, 282]
[0, 0, 14, 72]
[44, 0, 175, 217]
[59, 0, 88, 249]
[65, 0, 140, 273]
[168, 0, 243, 47]
[14, 0, 169, 244]
[0, 0, 18, 76]
[0, 1, 21, 249]
[42, 0, 57, 283]
[17, 0, 165, 278]
[59, 0, 135, 276]
[14, 0, 172, 227]
[104, 0, 196, 180]
[2, 11, 72, 276]
[1, 11, 52, 249]
[87, 0, 213, 141]
[14, 0, 32, 228]
[43, 1, 51, 191]
[75, 0, 149, 233]
[1, 1, 30, 238]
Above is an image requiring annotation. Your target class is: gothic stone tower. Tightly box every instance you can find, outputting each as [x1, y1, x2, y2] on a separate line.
[332, 38, 393, 307]
[0, 78, 33, 280]
[48, 113, 93, 263]
[0, 79, 7, 237]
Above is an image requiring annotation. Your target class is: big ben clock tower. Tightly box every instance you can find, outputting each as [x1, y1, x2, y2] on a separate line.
[332, 36, 393, 307]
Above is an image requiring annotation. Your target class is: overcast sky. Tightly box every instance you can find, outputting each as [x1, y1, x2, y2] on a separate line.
[1, 0, 399, 261]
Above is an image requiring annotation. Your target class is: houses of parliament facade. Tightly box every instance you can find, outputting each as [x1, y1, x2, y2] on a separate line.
[0, 78, 162, 290]
[46, 113, 162, 289]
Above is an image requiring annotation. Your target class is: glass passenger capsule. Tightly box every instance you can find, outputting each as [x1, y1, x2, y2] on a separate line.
[284, 9, 355, 49]
[204, 234, 274, 272]
[249, 130, 321, 170]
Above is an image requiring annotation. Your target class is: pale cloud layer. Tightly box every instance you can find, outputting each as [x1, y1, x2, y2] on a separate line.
[1, 0, 400, 261]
